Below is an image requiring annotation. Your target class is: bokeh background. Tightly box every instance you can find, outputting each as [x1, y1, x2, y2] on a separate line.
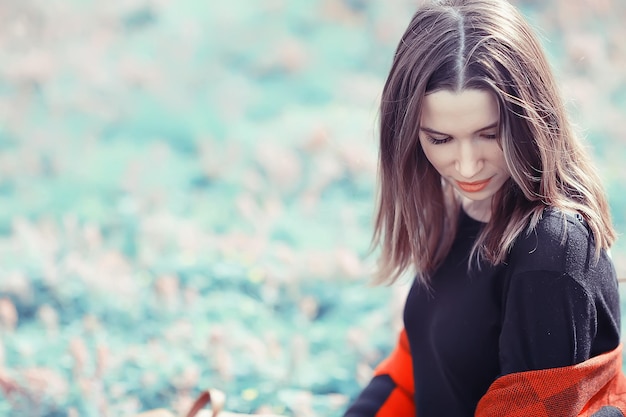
[0, 0, 625, 416]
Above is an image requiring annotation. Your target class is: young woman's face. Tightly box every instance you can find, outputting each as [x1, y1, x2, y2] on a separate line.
[418, 88, 510, 219]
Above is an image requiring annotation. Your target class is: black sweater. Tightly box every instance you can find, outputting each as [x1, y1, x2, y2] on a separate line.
[345, 209, 621, 417]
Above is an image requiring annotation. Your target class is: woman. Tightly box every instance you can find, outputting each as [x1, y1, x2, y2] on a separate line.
[344, 0, 626, 416]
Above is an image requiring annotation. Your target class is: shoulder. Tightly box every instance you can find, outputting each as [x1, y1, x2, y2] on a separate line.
[507, 208, 602, 277]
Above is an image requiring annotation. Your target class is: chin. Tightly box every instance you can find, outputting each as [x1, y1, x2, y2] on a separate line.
[460, 192, 495, 209]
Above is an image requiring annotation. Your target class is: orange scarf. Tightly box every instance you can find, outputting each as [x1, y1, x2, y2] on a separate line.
[373, 330, 626, 416]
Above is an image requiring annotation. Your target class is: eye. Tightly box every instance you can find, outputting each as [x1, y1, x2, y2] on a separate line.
[426, 136, 452, 145]
[481, 133, 498, 140]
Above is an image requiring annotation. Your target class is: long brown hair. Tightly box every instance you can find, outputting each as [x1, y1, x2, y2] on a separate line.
[372, 0, 616, 285]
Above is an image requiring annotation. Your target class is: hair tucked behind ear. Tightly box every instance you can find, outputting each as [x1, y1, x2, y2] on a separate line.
[371, 0, 616, 286]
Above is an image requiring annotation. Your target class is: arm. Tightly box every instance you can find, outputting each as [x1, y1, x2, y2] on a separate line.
[498, 270, 596, 374]
[344, 329, 415, 417]
[497, 212, 619, 374]
[476, 210, 624, 415]
[476, 269, 623, 416]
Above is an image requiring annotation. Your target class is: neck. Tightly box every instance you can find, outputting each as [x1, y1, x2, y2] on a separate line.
[462, 197, 491, 223]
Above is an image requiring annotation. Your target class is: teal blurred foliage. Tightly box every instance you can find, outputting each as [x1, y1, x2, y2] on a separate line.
[0, 0, 624, 416]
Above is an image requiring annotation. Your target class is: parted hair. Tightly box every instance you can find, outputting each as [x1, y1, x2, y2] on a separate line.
[372, 0, 616, 285]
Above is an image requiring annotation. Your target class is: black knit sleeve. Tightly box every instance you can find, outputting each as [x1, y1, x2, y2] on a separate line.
[499, 269, 595, 374]
[343, 375, 398, 417]
[498, 210, 620, 376]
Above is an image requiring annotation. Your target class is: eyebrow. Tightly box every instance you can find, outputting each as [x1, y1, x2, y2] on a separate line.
[419, 121, 499, 136]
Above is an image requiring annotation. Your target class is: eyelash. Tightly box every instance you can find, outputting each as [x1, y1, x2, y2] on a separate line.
[427, 136, 452, 145]
[426, 134, 498, 145]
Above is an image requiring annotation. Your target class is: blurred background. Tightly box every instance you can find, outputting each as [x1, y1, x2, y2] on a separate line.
[0, 0, 624, 416]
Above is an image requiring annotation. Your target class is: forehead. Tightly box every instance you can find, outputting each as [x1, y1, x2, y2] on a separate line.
[420, 89, 499, 133]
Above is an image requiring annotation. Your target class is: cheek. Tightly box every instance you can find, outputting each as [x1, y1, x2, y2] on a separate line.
[421, 146, 448, 173]
[493, 150, 509, 172]
[484, 144, 507, 169]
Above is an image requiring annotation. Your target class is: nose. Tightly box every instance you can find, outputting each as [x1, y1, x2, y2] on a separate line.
[454, 141, 484, 179]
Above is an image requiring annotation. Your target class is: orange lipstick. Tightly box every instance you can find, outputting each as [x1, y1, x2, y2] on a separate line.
[456, 178, 492, 193]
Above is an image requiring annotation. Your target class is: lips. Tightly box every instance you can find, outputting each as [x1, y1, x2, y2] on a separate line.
[456, 177, 492, 193]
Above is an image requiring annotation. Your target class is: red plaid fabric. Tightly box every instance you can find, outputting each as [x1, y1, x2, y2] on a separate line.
[476, 344, 626, 417]
[372, 329, 415, 417]
[371, 328, 626, 417]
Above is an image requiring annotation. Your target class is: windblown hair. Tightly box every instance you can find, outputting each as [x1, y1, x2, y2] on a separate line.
[372, 0, 616, 285]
